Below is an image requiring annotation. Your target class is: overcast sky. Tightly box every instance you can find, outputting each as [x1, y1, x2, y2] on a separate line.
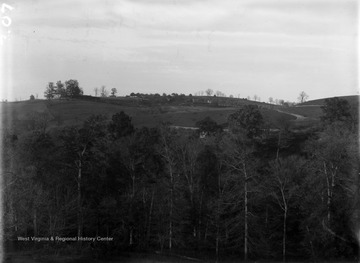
[0, 0, 358, 102]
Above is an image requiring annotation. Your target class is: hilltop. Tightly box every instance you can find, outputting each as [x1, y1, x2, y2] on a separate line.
[281, 95, 359, 122]
[299, 95, 359, 106]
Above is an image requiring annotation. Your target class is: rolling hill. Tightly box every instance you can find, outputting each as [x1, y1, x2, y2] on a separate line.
[299, 95, 359, 106]
[1, 95, 358, 134]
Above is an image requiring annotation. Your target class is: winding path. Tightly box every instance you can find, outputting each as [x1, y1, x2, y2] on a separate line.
[276, 109, 307, 120]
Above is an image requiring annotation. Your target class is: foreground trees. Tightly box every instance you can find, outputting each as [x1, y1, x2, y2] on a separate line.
[268, 156, 307, 262]
[219, 133, 257, 261]
[60, 115, 108, 237]
[2, 101, 359, 261]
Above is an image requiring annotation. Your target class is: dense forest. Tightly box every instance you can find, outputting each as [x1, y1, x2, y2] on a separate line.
[2, 97, 359, 262]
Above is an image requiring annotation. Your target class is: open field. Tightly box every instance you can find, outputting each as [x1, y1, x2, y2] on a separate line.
[3, 94, 359, 134]
[279, 105, 323, 118]
[300, 95, 360, 106]
[1, 98, 299, 132]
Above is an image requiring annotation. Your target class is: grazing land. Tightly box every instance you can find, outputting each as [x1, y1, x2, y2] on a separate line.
[5, 94, 353, 132]
[1, 97, 301, 132]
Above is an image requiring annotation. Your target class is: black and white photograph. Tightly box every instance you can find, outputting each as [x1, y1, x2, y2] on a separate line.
[0, 0, 359, 262]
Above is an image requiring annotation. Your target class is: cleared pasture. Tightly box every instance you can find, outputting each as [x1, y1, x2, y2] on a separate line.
[280, 105, 323, 118]
[1, 99, 298, 131]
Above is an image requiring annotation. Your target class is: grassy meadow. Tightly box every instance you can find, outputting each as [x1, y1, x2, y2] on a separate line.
[1, 96, 310, 134]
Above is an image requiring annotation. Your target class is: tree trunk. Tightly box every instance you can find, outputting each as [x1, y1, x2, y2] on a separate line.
[198, 190, 204, 245]
[49, 213, 52, 236]
[129, 169, 135, 246]
[77, 162, 82, 238]
[160, 129, 176, 251]
[244, 165, 248, 262]
[33, 208, 37, 236]
[130, 229, 133, 245]
[169, 190, 173, 250]
[216, 182, 221, 263]
[216, 227, 219, 263]
[276, 132, 281, 160]
[14, 206, 18, 234]
[147, 190, 154, 243]
[265, 205, 268, 227]
[324, 162, 331, 225]
[9, 194, 18, 236]
[169, 165, 173, 250]
[204, 221, 208, 242]
[306, 226, 315, 259]
[283, 208, 287, 263]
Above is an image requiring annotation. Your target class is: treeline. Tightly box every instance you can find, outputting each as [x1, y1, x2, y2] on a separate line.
[2, 99, 359, 261]
[44, 80, 83, 99]
[41, 79, 294, 109]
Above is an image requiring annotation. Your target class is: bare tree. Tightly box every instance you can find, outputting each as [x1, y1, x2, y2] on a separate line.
[223, 107, 264, 261]
[298, 91, 309, 104]
[158, 125, 179, 250]
[307, 127, 355, 229]
[100, 86, 108, 97]
[205, 89, 214, 96]
[220, 134, 257, 262]
[177, 136, 203, 244]
[215, 91, 226, 97]
[94, 87, 99, 97]
[269, 97, 274, 104]
[60, 115, 108, 238]
[120, 134, 139, 245]
[268, 156, 305, 262]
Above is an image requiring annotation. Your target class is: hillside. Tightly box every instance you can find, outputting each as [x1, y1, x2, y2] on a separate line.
[299, 95, 359, 106]
[1, 98, 296, 134]
[2, 94, 357, 134]
[282, 95, 359, 120]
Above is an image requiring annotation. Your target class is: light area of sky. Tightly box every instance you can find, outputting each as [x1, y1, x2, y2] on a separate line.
[0, 0, 358, 102]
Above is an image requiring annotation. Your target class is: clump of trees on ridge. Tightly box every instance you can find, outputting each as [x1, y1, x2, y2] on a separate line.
[44, 80, 83, 99]
[42, 80, 308, 107]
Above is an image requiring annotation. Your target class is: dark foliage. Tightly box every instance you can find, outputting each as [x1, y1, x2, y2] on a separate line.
[65, 79, 83, 98]
[195, 117, 223, 136]
[228, 105, 264, 138]
[321, 97, 353, 125]
[108, 111, 135, 139]
[44, 79, 83, 99]
[2, 107, 359, 262]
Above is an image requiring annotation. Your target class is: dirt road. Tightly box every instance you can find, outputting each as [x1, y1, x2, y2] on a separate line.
[276, 109, 307, 120]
